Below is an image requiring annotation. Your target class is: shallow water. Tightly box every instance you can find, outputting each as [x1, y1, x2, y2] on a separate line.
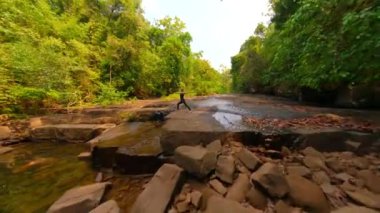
[0, 142, 95, 213]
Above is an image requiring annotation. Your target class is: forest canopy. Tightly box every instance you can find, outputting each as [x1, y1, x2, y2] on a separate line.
[0, 0, 229, 113]
[231, 0, 379, 97]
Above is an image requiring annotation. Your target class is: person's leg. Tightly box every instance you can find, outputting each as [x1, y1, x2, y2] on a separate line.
[177, 101, 181, 110]
[183, 100, 191, 111]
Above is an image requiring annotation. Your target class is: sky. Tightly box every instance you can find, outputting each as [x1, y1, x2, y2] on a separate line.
[141, 0, 271, 69]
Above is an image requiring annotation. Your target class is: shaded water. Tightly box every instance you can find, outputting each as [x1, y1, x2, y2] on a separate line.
[0, 142, 95, 213]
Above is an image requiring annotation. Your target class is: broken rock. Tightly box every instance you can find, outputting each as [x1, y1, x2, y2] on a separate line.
[226, 174, 250, 202]
[190, 190, 202, 208]
[301, 146, 325, 160]
[344, 189, 380, 210]
[332, 206, 378, 213]
[0, 126, 11, 140]
[47, 182, 111, 213]
[303, 156, 328, 171]
[204, 196, 261, 213]
[174, 145, 217, 178]
[286, 165, 311, 177]
[206, 139, 222, 154]
[312, 171, 331, 185]
[209, 179, 227, 195]
[215, 155, 235, 184]
[286, 174, 330, 213]
[274, 200, 302, 213]
[235, 148, 262, 171]
[357, 170, 380, 193]
[89, 200, 120, 213]
[246, 186, 268, 210]
[131, 164, 184, 213]
[251, 162, 289, 198]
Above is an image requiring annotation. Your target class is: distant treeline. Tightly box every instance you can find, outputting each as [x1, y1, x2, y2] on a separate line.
[0, 0, 230, 113]
[231, 0, 379, 105]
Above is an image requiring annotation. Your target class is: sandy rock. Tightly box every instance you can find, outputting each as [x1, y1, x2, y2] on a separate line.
[176, 200, 190, 213]
[0, 146, 14, 155]
[335, 173, 354, 182]
[190, 190, 202, 208]
[235, 148, 262, 171]
[251, 162, 289, 198]
[286, 165, 311, 177]
[89, 200, 120, 213]
[281, 146, 292, 156]
[352, 157, 370, 170]
[47, 182, 111, 213]
[0, 126, 11, 140]
[174, 146, 217, 178]
[274, 200, 302, 213]
[236, 161, 252, 175]
[303, 156, 328, 171]
[344, 189, 380, 210]
[301, 147, 325, 160]
[226, 174, 250, 202]
[209, 179, 227, 195]
[332, 205, 378, 213]
[312, 171, 331, 185]
[246, 186, 268, 210]
[326, 157, 345, 173]
[131, 164, 184, 213]
[286, 174, 330, 213]
[216, 155, 235, 184]
[204, 196, 261, 213]
[357, 170, 380, 193]
[206, 140, 222, 154]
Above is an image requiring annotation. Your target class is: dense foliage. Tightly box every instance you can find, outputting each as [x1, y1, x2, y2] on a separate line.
[0, 0, 228, 113]
[231, 0, 379, 94]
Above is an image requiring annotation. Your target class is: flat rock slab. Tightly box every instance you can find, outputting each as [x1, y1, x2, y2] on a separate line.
[31, 124, 115, 143]
[131, 164, 184, 213]
[160, 111, 228, 155]
[204, 196, 260, 213]
[251, 163, 289, 198]
[47, 182, 111, 213]
[89, 200, 120, 213]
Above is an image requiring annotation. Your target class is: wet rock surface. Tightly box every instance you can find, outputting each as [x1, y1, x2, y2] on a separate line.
[47, 182, 111, 213]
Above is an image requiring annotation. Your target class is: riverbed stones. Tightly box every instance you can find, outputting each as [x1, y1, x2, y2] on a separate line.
[209, 179, 227, 195]
[226, 174, 250, 202]
[215, 155, 235, 183]
[357, 170, 380, 193]
[302, 146, 325, 160]
[235, 148, 262, 171]
[31, 124, 115, 143]
[246, 186, 268, 210]
[326, 157, 345, 173]
[47, 182, 111, 213]
[89, 200, 120, 213]
[174, 145, 217, 178]
[286, 165, 311, 177]
[344, 189, 380, 210]
[131, 164, 184, 213]
[251, 162, 289, 198]
[352, 157, 370, 169]
[274, 200, 302, 213]
[303, 155, 328, 171]
[332, 206, 378, 213]
[190, 190, 202, 208]
[312, 171, 331, 185]
[286, 174, 330, 212]
[204, 196, 260, 213]
[206, 139, 222, 154]
[0, 126, 11, 140]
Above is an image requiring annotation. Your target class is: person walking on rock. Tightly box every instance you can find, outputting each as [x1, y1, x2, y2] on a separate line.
[177, 89, 191, 111]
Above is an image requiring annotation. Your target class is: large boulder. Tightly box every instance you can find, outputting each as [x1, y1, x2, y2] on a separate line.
[286, 174, 330, 213]
[357, 170, 380, 193]
[204, 196, 261, 213]
[89, 200, 120, 213]
[235, 148, 262, 171]
[226, 174, 251, 202]
[47, 182, 111, 213]
[215, 155, 235, 183]
[131, 164, 184, 213]
[174, 146, 217, 178]
[251, 163, 289, 198]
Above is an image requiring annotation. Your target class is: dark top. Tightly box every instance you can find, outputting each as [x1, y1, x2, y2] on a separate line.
[179, 92, 185, 100]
